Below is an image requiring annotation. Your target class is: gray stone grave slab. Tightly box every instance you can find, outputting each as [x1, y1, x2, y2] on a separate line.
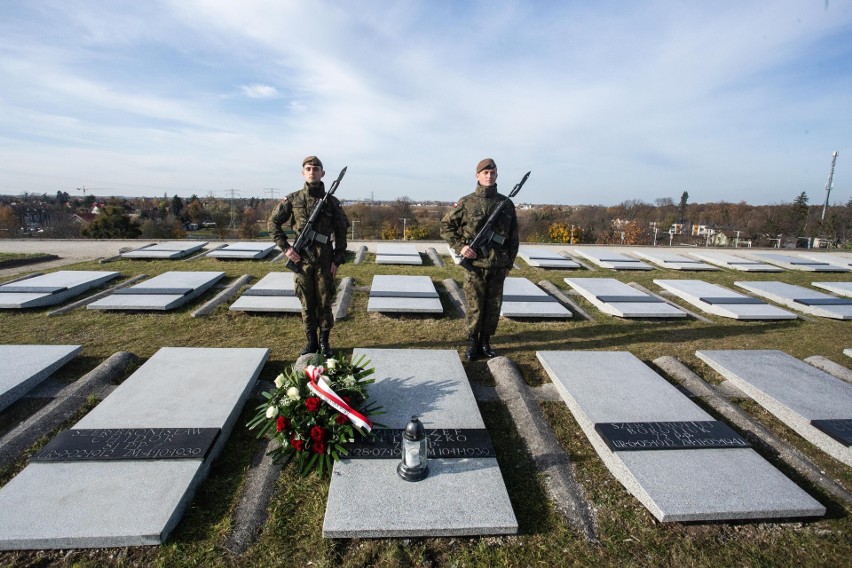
[689, 251, 781, 272]
[536, 350, 825, 521]
[367, 275, 443, 313]
[229, 272, 301, 313]
[800, 252, 852, 270]
[564, 278, 686, 318]
[812, 281, 852, 298]
[0, 271, 120, 309]
[120, 241, 208, 259]
[0, 345, 82, 412]
[572, 247, 653, 270]
[0, 346, 269, 549]
[735, 281, 852, 320]
[206, 242, 276, 259]
[323, 348, 517, 537]
[87, 271, 224, 311]
[500, 277, 572, 318]
[845, 349, 852, 358]
[749, 252, 848, 273]
[375, 243, 423, 265]
[633, 250, 718, 271]
[517, 246, 581, 269]
[695, 350, 852, 467]
[445, 244, 463, 265]
[654, 279, 796, 320]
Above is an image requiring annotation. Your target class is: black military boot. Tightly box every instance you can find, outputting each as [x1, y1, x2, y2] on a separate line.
[480, 334, 497, 358]
[319, 329, 333, 359]
[465, 332, 481, 361]
[300, 327, 318, 356]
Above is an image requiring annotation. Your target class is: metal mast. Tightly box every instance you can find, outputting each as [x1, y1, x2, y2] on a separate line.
[821, 151, 839, 221]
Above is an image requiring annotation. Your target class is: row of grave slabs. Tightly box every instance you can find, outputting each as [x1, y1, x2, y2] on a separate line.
[0, 241, 849, 549]
[0, 343, 849, 548]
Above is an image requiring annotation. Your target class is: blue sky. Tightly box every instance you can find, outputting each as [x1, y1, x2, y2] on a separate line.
[0, 1, 850, 206]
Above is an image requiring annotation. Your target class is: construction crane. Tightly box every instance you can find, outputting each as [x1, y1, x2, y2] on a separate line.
[821, 151, 839, 221]
[76, 186, 112, 196]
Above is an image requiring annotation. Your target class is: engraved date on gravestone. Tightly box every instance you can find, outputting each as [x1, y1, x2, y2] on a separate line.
[343, 428, 496, 459]
[811, 419, 852, 447]
[594, 421, 750, 452]
[31, 428, 221, 462]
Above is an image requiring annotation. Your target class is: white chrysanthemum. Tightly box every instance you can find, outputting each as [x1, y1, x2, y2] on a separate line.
[343, 375, 356, 387]
[287, 386, 300, 401]
[274, 373, 286, 389]
[265, 405, 278, 419]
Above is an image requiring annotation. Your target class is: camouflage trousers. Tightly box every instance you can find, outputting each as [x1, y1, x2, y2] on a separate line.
[294, 259, 335, 331]
[463, 266, 508, 336]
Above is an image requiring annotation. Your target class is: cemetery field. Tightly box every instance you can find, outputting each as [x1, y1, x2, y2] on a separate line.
[0, 245, 850, 567]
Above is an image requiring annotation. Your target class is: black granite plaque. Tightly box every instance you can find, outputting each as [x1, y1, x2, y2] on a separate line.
[811, 419, 852, 447]
[31, 428, 220, 462]
[343, 428, 496, 459]
[594, 421, 750, 452]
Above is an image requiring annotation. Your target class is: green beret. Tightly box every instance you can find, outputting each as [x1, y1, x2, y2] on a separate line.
[302, 155, 323, 169]
[476, 158, 496, 173]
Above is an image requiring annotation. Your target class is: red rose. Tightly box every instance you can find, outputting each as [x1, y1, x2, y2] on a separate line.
[335, 414, 348, 425]
[290, 437, 304, 452]
[310, 426, 326, 441]
[305, 397, 321, 412]
[276, 415, 286, 432]
[342, 396, 352, 406]
[313, 440, 326, 454]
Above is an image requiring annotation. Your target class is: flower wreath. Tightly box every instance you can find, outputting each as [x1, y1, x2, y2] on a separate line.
[247, 353, 382, 476]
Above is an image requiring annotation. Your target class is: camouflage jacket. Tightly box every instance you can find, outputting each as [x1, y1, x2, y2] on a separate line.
[267, 182, 349, 266]
[440, 183, 519, 269]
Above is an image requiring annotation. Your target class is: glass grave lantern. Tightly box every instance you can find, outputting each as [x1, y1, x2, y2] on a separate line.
[397, 416, 429, 482]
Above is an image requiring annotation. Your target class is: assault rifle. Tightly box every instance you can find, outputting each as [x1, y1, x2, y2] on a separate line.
[459, 170, 530, 272]
[285, 166, 347, 274]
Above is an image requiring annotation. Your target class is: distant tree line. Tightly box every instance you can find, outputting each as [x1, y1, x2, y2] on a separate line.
[0, 190, 849, 248]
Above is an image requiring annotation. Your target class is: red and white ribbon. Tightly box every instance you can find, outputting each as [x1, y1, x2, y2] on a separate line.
[305, 365, 373, 432]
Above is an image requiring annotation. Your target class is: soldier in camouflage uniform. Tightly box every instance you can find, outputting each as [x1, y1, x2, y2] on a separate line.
[267, 156, 349, 358]
[440, 158, 519, 360]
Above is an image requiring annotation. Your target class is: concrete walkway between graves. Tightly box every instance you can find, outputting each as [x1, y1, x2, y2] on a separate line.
[0, 351, 138, 470]
[487, 356, 599, 541]
[655, 356, 852, 512]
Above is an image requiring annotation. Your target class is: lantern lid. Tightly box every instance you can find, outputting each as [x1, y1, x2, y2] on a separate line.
[403, 416, 425, 441]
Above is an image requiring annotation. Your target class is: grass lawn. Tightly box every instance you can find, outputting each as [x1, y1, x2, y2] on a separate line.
[0, 246, 850, 567]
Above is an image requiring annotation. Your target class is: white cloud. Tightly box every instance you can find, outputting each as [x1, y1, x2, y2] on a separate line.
[240, 84, 279, 99]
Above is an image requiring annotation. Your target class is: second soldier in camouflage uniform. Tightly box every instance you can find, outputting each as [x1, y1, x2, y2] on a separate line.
[268, 156, 349, 358]
[440, 158, 519, 360]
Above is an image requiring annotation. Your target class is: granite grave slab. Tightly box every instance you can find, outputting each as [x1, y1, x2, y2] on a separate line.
[0, 346, 269, 549]
[229, 272, 301, 313]
[654, 279, 796, 320]
[632, 250, 718, 271]
[537, 350, 825, 521]
[748, 252, 848, 272]
[812, 281, 852, 298]
[323, 348, 518, 537]
[689, 251, 781, 272]
[517, 246, 581, 269]
[0, 271, 120, 309]
[0, 345, 82, 412]
[572, 247, 653, 270]
[87, 271, 225, 311]
[800, 252, 852, 270]
[564, 278, 686, 318]
[500, 277, 572, 318]
[205, 241, 276, 260]
[445, 244, 463, 265]
[695, 350, 852, 467]
[367, 275, 443, 314]
[735, 281, 852, 320]
[120, 241, 208, 259]
[375, 243, 423, 265]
